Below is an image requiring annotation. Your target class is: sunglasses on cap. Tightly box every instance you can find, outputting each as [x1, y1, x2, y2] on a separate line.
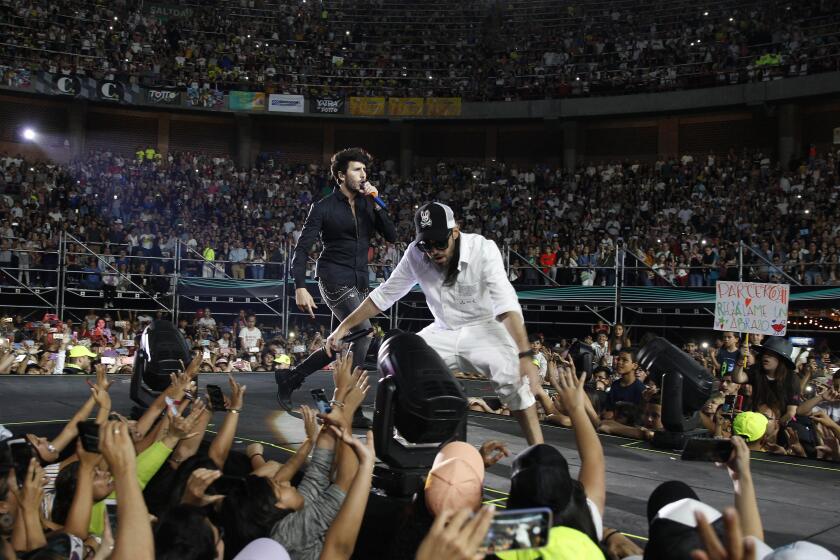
[417, 230, 452, 253]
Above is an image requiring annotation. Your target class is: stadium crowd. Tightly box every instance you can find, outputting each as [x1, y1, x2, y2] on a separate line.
[1, 0, 840, 99]
[0, 327, 838, 559]
[1, 146, 839, 293]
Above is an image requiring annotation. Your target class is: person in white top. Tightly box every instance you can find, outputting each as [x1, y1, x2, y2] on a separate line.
[238, 314, 263, 356]
[325, 202, 544, 445]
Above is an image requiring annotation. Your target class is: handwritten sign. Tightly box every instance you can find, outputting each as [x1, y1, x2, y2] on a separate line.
[714, 281, 789, 336]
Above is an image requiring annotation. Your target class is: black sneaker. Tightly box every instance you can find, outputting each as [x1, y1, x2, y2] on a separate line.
[275, 369, 305, 412]
[351, 408, 371, 430]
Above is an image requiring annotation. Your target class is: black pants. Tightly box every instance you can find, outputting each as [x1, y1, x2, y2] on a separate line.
[293, 280, 373, 377]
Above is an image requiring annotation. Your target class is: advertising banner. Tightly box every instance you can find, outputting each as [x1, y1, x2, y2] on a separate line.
[53, 74, 82, 96]
[426, 97, 462, 117]
[186, 86, 224, 109]
[388, 97, 425, 116]
[0, 66, 31, 89]
[310, 96, 345, 114]
[229, 91, 266, 111]
[145, 3, 194, 20]
[268, 94, 304, 113]
[145, 88, 180, 105]
[97, 80, 125, 102]
[349, 97, 386, 116]
[714, 281, 789, 336]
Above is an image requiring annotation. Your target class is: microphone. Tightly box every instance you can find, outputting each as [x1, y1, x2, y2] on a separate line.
[363, 181, 387, 209]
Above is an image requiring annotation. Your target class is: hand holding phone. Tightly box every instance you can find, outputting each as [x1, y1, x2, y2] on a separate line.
[681, 437, 733, 462]
[478, 507, 552, 554]
[311, 388, 331, 414]
[78, 420, 101, 453]
[206, 384, 227, 411]
[7, 438, 34, 489]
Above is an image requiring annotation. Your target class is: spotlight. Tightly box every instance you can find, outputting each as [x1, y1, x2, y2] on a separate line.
[130, 321, 192, 407]
[637, 336, 713, 433]
[22, 128, 36, 141]
[373, 332, 467, 495]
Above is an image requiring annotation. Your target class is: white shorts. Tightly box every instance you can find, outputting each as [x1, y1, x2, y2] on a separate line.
[418, 320, 535, 411]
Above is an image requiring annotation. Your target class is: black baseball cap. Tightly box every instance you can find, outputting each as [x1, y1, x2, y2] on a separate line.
[414, 202, 456, 244]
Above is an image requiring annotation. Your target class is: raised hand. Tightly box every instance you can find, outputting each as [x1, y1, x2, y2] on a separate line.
[555, 360, 586, 414]
[182, 468, 225, 507]
[691, 508, 756, 560]
[300, 405, 319, 442]
[723, 434, 750, 481]
[327, 426, 375, 466]
[479, 440, 510, 467]
[341, 369, 369, 415]
[331, 351, 355, 392]
[416, 507, 495, 560]
[95, 364, 112, 392]
[99, 419, 137, 475]
[166, 404, 204, 441]
[227, 374, 246, 411]
[13, 457, 46, 512]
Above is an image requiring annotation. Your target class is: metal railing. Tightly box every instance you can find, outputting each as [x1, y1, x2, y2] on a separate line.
[2, 237, 837, 332]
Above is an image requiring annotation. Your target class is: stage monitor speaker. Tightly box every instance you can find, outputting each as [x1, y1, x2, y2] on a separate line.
[130, 320, 192, 408]
[373, 331, 467, 474]
[636, 336, 714, 433]
[570, 340, 595, 379]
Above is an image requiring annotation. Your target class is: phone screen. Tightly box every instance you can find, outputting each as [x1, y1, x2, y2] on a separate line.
[478, 507, 552, 554]
[721, 395, 736, 416]
[310, 389, 331, 414]
[104, 499, 118, 532]
[681, 438, 733, 462]
[8, 439, 34, 489]
[206, 384, 226, 411]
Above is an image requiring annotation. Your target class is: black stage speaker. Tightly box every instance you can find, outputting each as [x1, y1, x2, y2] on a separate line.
[372, 332, 468, 495]
[130, 320, 192, 408]
[636, 336, 714, 433]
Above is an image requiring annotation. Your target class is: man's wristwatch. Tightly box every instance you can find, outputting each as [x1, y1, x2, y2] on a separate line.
[518, 350, 535, 359]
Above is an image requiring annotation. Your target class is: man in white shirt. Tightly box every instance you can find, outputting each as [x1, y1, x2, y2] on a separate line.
[325, 202, 544, 445]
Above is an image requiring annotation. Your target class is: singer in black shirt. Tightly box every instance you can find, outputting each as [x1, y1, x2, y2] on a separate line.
[277, 147, 397, 426]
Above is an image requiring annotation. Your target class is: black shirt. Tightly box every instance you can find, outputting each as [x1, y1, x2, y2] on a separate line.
[291, 188, 397, 290]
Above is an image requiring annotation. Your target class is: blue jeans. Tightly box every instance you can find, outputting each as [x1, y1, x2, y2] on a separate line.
[689, 273, 704, 287]
[250, 265, 265, 279]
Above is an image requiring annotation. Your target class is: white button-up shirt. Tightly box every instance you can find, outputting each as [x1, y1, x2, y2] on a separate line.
[369, 233, 522, 330]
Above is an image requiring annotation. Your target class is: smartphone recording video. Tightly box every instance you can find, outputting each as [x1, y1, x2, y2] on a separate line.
[311, 388, 332, 414]
[681, 437, 733, 462]
[104, 499, 118, 532]
[206, 384, 227, 411]
[478, 507, 552, 555]
[78, 420, 101, 453]
[8, 438, 34, 489]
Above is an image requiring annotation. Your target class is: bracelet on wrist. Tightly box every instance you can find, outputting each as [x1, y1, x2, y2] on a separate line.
[228, 408, 241, 414]
[604, 530, 620, 543]
[329, 400, 346, 408]
[518, 350, 535, 359]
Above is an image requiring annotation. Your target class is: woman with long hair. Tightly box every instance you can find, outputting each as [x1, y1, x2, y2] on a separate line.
[608, 323, 631, 354]
[733, 337, 800, 424]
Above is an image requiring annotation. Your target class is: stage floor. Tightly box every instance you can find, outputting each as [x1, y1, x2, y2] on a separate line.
[1, 373, 838, 552]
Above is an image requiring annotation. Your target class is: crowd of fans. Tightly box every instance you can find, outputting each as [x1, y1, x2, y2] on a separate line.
[1, 0, 840, 100]
[1, 145, 839, 300]
[468, 323, 840, 466]
[0, 307, 345, 376]
[0, 325, 838, 559]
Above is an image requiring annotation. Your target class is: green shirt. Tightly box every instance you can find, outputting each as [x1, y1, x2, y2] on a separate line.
[88, 441, 173, 535]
